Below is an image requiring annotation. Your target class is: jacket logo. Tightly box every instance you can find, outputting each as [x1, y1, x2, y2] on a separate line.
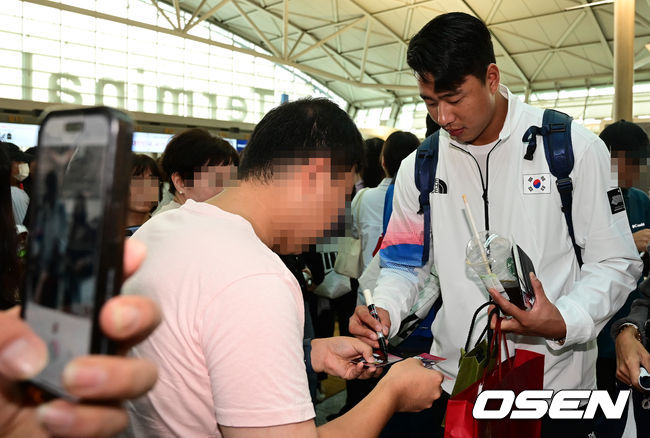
[523, 174, 551, 194]
[433, 178, 447, 194]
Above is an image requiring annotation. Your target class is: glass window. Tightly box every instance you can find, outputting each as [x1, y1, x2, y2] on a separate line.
[1, 0, 345, 126]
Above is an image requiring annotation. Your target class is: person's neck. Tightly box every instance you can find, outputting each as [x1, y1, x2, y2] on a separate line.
[471, 91, 508, 145]
[172, 193, 185, 205]
[206, 183, 274, 249]
[126, 210, 150, 228]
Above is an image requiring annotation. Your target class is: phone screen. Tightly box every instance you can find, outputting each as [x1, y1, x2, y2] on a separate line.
[23, 113, 113, 396]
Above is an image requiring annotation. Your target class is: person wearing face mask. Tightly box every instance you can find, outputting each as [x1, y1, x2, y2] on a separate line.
[1, 142, 31, 225]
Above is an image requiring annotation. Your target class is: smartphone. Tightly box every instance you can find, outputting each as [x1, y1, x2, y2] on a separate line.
[21, 107, 133, 400]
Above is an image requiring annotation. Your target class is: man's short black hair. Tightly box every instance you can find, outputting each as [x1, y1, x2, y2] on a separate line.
[407, 12, 495, 91]
[238, 98, 363, 182]
[161, 128, 239, 194]
[382, 131, 420, 178]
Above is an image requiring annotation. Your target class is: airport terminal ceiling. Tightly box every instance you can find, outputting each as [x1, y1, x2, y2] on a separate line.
[154, 0, 650, 108]
[6, 0, 650, 130]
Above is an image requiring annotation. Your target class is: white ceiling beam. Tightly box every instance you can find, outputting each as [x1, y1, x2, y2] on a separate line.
[597, 6, 650, 29]
[150, 0, 178, 30]
[184, 0, 231, 33]
[510, 41, 602, 57]
[280, 15, 361, 33]
[172, 0, 182, 29]
[287, 31, 305, 59]
[303, 51, 402, 72]
[493, 40, 530, 87]
[397, 0, 415, 85]
[264, 0, 442, 20]
[457, 0, 530, 87]
[230, 0, 394, 91]
[299, 41, 400, 62]
[349, 0, 408, 48]
[557, 49, 614, 71]
[359, 20, 372, 81]
[490, 9, 585, 26]
[485, 0, 504, 24]
[290, 16, 367, 61]
[283, 0, 288, 58]
[231, 0, 282, 58]
[262, 0, 440, 36]
[320, 45, 357, 81]
[493, 26, 563, 50]
[184, 0, 208, 31]
[635, 53, 650, 70]
[530, 11, 587, 82]
[577, 0, 614, 61]
[505, 32, 650, 58]
[331, 0, 342, 52]
[22, 0, 416, 94]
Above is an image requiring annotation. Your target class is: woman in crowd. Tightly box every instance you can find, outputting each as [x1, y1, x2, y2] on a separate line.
[126, 154, 162, 236]
[154, 128, 239, 215]
[356, 137, 384, 193]
[353, 131, 421, 270]
[0, 147, 21, 309]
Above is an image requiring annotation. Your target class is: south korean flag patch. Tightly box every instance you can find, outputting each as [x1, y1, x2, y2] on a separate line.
[523, 174, 551, 194]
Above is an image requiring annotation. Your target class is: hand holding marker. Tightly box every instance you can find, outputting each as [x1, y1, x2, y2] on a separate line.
[363, 289, 389, 361]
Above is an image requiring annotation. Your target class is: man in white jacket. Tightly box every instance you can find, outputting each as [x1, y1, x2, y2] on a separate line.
[350, 12, 642, 437]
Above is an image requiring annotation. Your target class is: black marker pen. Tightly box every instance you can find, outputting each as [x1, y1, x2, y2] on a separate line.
[363, 289, 388, 360]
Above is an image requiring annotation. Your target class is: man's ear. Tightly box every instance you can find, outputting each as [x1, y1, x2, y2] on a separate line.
[171, 172, 186, 194]
[485, 63, 500, 94]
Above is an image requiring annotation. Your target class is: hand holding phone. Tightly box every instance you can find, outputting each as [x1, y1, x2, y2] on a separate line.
[0, 239, 161, 437]
[22, 107, 133, 399]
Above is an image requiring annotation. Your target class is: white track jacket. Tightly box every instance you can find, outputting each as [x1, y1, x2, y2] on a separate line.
[373, 85, 642, 394]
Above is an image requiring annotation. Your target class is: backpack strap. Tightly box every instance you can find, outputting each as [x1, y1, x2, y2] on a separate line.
[414, 131, 440, 265]
[522, 109, 583, 266]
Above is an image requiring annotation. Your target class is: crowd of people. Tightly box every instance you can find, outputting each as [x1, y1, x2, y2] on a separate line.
[0, 10, 648, 438]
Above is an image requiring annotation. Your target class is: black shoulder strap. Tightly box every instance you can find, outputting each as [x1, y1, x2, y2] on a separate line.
[522, 109, 583, 266]
[414, 131, 440, 265]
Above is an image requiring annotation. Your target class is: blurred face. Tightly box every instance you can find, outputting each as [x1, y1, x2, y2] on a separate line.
[10, 160, 30, 184]
[418, 65, 500, 145]
[271, 157, 356, 253]
[184, 164, 236, 202]
[611, 151, 641, 188]
[129, 169, 159, 213]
